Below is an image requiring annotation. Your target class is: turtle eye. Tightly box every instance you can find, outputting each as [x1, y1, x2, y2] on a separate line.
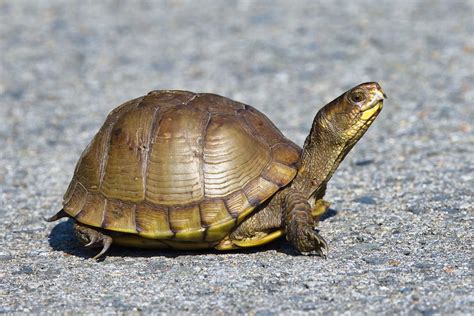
[349, 90, 366, 104]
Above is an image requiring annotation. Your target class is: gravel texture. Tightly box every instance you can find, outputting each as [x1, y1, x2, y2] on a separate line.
[1, 0, 473, 314]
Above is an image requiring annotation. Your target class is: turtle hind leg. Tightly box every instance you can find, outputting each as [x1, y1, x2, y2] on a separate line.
[73, 222, 113, 260]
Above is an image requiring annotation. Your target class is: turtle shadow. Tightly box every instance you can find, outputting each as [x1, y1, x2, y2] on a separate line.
[108, 238, 288, 259]
[48, 220, 286, 259]
[48, 208, 338, 260]
[47, 220, 195, 259]
[48, 219, 94, 259]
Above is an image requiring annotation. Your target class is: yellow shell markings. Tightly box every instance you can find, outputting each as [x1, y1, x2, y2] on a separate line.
[62, 91, 300, 247]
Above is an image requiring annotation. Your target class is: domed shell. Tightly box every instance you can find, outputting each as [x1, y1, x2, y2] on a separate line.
[63, 90, 300, 246]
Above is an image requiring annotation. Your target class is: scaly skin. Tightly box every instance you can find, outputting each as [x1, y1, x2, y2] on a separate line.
[229, 82, 385, 256]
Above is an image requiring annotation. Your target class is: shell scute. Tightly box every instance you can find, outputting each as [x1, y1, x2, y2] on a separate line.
[102, 200, 137, 234]
[199, 200, 233, 227]
[74, 193, 105, 227]
[135, 204, 174, 239]
[145, 106, 208, 205]
[100, 103, 156, 202]
[169, 205, 204, 241]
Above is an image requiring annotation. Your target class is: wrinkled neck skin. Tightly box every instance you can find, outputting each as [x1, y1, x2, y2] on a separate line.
[290, 108, 356, 201]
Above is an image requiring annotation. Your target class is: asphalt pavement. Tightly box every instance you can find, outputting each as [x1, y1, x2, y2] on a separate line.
[0, 1, 473, 314]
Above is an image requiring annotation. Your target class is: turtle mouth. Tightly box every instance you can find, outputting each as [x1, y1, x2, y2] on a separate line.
[360, 100, 383, 121]
[360, 89, 385, 121]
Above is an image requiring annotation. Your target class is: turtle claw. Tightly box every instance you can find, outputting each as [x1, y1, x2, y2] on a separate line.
[314, 246, 326, 259]
[315, 229, 329, 252]
[287, 216, 328, 257]
[91, 236, 113, 261]
[302, 228, 328, 258]
[73, 222, 113, 260]
[84, 235, 99, 247]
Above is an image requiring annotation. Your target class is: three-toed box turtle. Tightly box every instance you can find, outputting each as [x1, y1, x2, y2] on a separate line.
[48, 82, 385, 259]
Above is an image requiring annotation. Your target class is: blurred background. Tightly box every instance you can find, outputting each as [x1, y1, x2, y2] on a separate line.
[0, 0, 472, 314]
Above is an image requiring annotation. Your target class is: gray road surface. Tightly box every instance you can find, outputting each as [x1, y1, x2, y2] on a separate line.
[1, 0, 473, 314]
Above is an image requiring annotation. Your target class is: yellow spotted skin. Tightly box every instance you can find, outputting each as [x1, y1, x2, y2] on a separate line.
[62, 90, 300, 249]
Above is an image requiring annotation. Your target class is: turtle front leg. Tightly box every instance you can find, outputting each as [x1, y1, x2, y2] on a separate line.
[284, 190, 328, 257]
[73, 222, 113, 260]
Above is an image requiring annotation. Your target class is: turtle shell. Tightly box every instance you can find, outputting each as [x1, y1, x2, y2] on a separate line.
[63, 90, 300, 246]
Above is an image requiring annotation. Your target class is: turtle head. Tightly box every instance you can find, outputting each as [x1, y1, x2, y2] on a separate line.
[293, 82, 385, 198]
[316, 82, 385, 145]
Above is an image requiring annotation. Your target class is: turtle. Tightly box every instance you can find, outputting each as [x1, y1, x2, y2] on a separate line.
[47, 82, 385, 259]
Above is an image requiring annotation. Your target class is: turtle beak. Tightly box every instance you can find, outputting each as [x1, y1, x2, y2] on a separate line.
[362, 87, 386, 110]
[360, 88, 385, 120]
[375, 89, 387, 101]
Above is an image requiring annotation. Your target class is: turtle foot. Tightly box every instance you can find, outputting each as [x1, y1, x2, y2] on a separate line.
[286, 211, 328, 258]
[73, 222, 113, 260]
[300, 227, 328, 258]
